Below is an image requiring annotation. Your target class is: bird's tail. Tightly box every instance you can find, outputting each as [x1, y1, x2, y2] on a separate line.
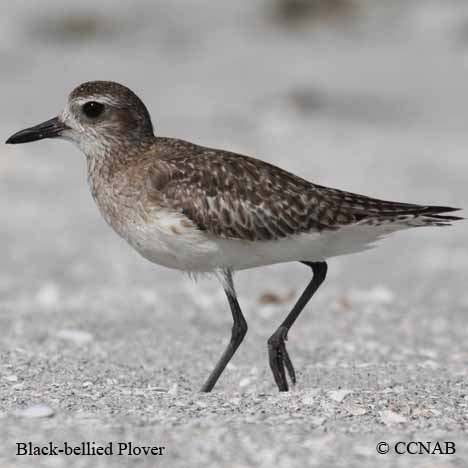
[371, 205, 463, 227]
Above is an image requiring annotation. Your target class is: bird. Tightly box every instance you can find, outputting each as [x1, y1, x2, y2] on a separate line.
[6, 81, 462, 392]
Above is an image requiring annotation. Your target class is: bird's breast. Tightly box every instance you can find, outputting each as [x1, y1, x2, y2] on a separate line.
[87, 176, 220, 271]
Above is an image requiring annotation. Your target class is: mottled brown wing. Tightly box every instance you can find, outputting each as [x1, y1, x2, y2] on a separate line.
[146, 148, 363, 241]
[146, 140, 462, 240]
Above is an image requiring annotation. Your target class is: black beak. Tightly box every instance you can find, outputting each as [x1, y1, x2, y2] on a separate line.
[5, 117, 67, 144]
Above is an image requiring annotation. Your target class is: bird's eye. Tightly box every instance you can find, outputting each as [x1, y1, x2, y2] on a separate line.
[82, 101, 105, 119]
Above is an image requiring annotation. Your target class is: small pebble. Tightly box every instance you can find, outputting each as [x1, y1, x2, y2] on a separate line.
[149, 386, 168, 393]
[239, 378, 251, 388]
[302, 391, 317, 405]
[412, 408, 433, 418]
[15, 404, 55, 419]
[344, 402, 367, 416]
[168, 383, 178, 396]
[56, 329, 94, 345]
[328, 389, 352, 402]
[380, 410, 407, 425]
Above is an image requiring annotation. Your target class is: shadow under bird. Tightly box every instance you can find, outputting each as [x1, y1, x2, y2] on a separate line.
[6, 81, 463, 392]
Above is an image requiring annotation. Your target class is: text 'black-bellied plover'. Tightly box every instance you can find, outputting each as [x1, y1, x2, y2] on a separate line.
[6, 81, 463, 392]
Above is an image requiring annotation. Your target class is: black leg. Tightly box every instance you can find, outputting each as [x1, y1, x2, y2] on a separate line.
[200, 271, 248, 392]
[268, 261, 327, 392]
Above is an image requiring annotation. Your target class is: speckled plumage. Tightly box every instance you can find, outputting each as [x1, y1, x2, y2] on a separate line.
[82, 130, 461, 273]
[144, 138, 462, 239]
[64, 82, 462, 253]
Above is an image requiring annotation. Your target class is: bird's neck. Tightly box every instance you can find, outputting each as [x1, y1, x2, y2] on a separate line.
[85, 137, 153, 195]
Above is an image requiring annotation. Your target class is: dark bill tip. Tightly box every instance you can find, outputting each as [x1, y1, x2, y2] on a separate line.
[6, 117, 67, 144]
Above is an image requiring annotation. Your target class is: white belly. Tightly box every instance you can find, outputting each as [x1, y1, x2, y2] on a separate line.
[113, 210, 404, 273]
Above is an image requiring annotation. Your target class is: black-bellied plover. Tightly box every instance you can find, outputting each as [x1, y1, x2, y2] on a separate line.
[6, 81, 462, 392]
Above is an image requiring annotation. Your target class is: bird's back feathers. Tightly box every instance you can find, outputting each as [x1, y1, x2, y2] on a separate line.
[145, 138, 462, 242]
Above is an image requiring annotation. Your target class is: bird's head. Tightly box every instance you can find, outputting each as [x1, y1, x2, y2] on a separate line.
[6, 81, 154, 157]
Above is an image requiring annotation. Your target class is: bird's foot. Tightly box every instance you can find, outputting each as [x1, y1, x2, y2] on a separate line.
[268, 326, 296, 391]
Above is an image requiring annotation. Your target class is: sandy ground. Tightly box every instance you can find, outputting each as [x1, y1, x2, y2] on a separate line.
[1, 1, 468, 467]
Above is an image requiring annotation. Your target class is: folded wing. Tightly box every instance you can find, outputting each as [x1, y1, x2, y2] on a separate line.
[146, 144, 462, 241]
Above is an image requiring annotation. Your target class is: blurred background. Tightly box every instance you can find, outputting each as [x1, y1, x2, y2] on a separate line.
[1, 0, 467, 292]
[1, 1, 468, 466]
